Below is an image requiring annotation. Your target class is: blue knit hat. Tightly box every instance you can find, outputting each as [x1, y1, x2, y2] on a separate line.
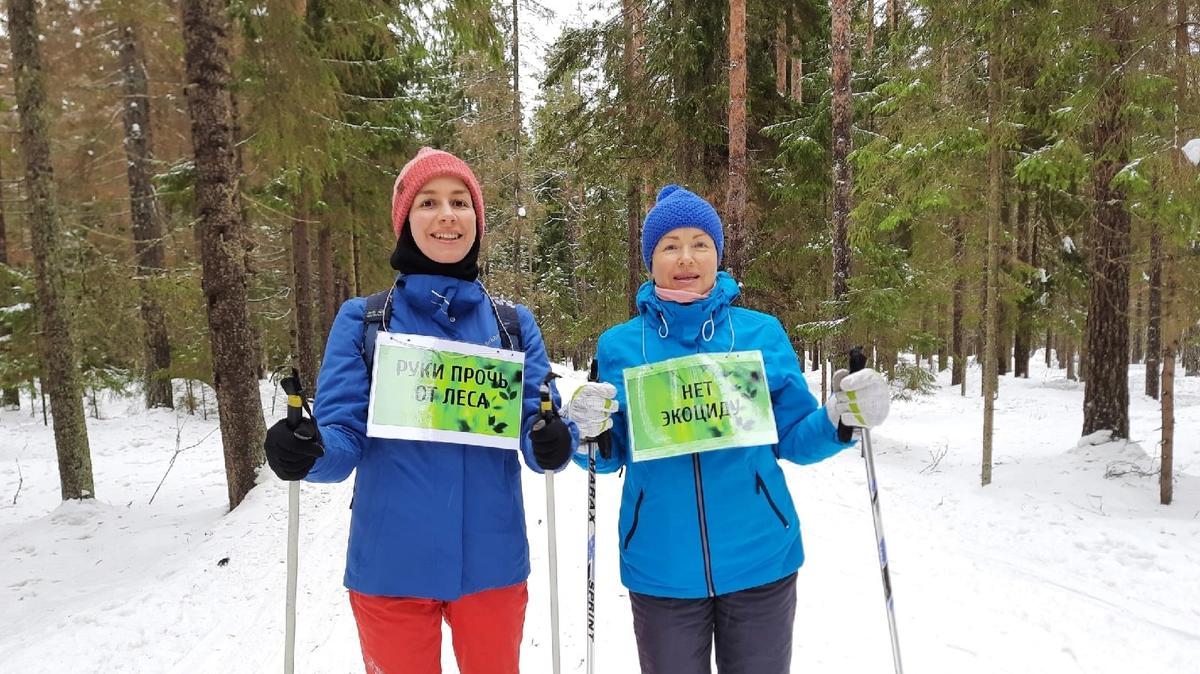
[641, 184, 724, 271]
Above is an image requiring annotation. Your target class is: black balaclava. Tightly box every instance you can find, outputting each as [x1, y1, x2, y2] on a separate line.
[389, 221, 480, 281]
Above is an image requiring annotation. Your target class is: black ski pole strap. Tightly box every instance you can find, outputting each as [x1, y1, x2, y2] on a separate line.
[837, 346, 867, 443]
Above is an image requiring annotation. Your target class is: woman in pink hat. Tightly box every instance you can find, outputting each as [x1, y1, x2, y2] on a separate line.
[263, 148, 616, 673]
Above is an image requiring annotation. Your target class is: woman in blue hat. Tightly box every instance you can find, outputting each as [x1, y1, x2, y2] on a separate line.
[565, 184, 892, 673]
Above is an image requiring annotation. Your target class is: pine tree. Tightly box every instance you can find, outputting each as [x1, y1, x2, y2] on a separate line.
[830, 0, 853, 363]
[1082, 2, 1133, 440]
[181, 0, 267, 510]
[119, 19, 173, 409]
[725, 0, 748, 279]
[7, 0, 96, 499]
[982, 17, 1003, 487]
[0, 157, 18, 409]
[1159, 0, 1193, 506]
[623, 0, 646, 317]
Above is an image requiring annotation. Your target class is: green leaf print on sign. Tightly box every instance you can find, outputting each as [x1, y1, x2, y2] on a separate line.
[624, 351, 778, 462]
[366, 332, 526, 450]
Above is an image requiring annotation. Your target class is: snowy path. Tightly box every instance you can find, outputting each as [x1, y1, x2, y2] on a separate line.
[2, 356, 1198, 673]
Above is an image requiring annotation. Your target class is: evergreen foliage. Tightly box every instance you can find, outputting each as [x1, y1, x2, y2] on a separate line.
[0, 0, 1197, 500]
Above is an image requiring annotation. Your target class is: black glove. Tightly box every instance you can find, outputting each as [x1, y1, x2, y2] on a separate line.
[531, 413, 573, 470]
[264, 418, 325, 481]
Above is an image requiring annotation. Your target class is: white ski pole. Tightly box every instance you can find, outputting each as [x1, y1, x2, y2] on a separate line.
[546, 470, 561, 674]
[285, 481, 299, 674]
[279, 369, 313, 674]
[859, 423, 903, 674]
[844, 348, 903, 674]
[538, 378, 562, 674]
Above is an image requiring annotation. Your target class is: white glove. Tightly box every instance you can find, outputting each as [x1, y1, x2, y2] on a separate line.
[825, 368, 890, 429]
[563, 382, 619, 439]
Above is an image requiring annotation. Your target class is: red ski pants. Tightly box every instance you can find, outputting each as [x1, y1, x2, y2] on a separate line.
[348, 581, 527, 674]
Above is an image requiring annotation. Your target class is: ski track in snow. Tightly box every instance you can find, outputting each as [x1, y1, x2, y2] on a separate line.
[2, 356, 1199, 673]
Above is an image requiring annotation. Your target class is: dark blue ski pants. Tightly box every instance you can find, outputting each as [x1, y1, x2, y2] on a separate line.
[630, 572, 797, 674]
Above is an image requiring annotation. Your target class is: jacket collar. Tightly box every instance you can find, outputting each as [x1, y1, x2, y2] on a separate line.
[636, 272, 740, 346]
[636, 271, 740, 319]
[394, 273, 487, 329]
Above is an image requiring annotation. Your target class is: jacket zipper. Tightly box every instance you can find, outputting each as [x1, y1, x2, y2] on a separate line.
[624, 489, 645, 550]
[755, 473, 790, 528]
[693, 454, 716, 597]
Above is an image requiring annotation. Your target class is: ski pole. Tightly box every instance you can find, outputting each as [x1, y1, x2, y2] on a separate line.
[845, 347, 904, 674]
[536, 375, 562, 674]
[279, 368, 315, 674]
[583, 359, 612, 674]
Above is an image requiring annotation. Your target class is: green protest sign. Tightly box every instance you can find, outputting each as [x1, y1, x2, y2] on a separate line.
[366, 332, 525, 450]
[624, 351, 778, 462]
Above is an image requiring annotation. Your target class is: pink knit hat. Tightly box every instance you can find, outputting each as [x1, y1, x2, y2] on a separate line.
[390, 147, 486, 238]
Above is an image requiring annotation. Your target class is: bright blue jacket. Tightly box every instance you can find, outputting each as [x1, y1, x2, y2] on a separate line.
[577, 273, 853, 599]
[307, 274, 577, 600]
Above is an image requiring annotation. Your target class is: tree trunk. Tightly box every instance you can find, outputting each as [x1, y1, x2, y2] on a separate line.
[182, 0, 267, 511]
[775, 15, 787, 95]
[351, 228, 362, 297]
[1160, 259, 1176, 505]
[318, 222, 336, 347]
[626, 180, 643, 318]
[1131, 281, 1143, 363]
[917, 311, 929, 365]
[1065, 335, 1077, 380]
[996, 300, 1009, 377]
[291, 209, 318, 389]
[1082, 4, 1132, 440]
[120, 23, 174, 410]
[937, 308, 948, 372]
[0, 158, 19, 409]
[866, 0, 875, 56]
[1185, 337, 1199, 377]
[623, 0, 645, 317]
[725, 0, 749, 280]
[229, 91, 264, 380]
[1145, 222, 1162, 397]
[511, 0, 524, 300]
[8, 0, 96, 499]
[1014, 197, 1033, 378]
[1160, 0, 1191, 505]
[790, 36, 803, 103]
[952, 217, 966, 389]
[830, 0, 854, 365]
[982, 32, 1002, 487]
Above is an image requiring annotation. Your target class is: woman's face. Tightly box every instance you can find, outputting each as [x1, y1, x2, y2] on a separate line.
[408, 176, 478, 263]
[650, 227, 718, 294]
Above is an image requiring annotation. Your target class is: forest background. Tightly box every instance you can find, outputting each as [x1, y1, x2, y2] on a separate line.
[0, 0, 1197, 510]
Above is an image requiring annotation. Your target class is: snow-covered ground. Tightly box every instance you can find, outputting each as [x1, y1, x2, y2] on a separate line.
[2, 354, 1198, 673]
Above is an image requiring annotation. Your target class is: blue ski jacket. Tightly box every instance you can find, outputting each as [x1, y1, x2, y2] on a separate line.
[307, 273, 577, 600]
[576, 272, 854, 599]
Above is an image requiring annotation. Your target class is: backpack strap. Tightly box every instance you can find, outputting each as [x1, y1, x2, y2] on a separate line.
[492, 299, 523, 352]
[360, 290, 526, 376]
[360, 289, 392, 375]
